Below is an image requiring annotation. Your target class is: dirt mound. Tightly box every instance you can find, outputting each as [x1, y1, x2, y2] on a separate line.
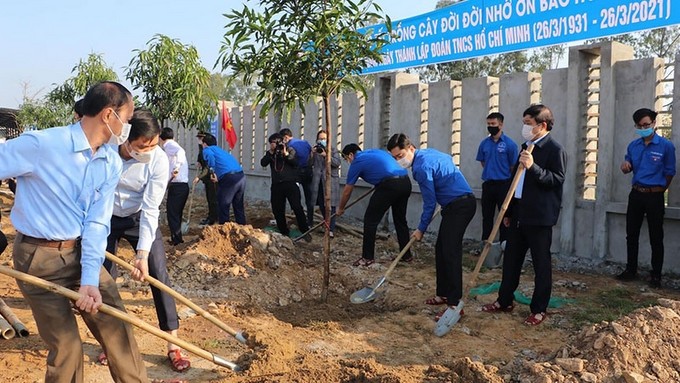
[521, 299, 680, 382]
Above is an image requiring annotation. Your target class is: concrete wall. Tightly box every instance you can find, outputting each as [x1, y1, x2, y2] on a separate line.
[177, 41, 680, 274]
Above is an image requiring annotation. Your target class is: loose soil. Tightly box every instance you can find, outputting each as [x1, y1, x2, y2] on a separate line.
[1, 186, 680, 382]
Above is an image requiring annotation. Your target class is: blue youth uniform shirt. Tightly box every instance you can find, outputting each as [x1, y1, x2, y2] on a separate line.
[476, 133, 518, 181]
[288, 138, 312, 168]
[412, 148, 472, 232]
[202, 145, 243, 178]
[346, 149, 407, 186]
[625, 133, 676, 187]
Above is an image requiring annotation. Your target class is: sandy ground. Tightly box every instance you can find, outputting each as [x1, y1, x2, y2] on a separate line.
[2, 187, 680, 382]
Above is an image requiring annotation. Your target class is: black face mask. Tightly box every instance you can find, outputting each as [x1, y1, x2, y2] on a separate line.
[487, 126, 500, 136]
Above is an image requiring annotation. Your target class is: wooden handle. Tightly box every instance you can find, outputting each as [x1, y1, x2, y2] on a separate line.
[105, 252, 248, 344]
[465, 144, 535, 294]
[0, 264, 240, 371]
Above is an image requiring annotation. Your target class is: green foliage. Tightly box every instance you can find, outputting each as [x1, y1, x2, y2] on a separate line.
[126, 34, 216, 129]
[48, 53, 118, 106]
[208, 73, 258, 106]
[590, 27, 680, 60]
[16, 97, 72, 130]
[416, 0, 565, 81]
[217, 0, 392, 119]
[569, 288, 656, 328]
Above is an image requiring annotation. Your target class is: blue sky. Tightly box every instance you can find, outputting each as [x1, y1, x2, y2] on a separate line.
[0, 0, 440, 108]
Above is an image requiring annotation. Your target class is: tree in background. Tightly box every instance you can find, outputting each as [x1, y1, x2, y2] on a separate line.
[218, 0, 391, 302]
[48, 53, 119, 106]
[208, 73, 259, 107]
[126, 34, 216, 129]
[17, 53, 118, 129]
[413, 0, 565, 82]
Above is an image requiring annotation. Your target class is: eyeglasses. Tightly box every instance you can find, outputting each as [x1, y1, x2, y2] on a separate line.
[635, 122, 654, 129]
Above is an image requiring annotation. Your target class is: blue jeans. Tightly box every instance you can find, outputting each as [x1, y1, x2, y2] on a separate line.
[217, 171, 246, 224]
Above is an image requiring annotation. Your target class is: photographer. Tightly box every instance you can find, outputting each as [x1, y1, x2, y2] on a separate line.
[310, 130, 341, 237]
[280, 128, 314, 227]
[261, 133, 311, 241]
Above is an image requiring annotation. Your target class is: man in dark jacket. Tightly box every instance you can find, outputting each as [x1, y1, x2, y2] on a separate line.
[481, 104, 567, 327]
[261, 133, 311, 241]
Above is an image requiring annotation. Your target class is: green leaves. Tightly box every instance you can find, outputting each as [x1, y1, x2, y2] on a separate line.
[48, 53, 119, 106]
[126, 34, 216, 129]
[217, 0, 391, 119]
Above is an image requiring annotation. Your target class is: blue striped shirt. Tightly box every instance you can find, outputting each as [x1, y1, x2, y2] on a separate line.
[0, 123, 122, 287]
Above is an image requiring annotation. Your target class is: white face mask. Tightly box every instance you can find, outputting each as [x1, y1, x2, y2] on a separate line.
[127, 142, 153, 163]
[521, 124, 536, 141]
[397, 156, 411, 169]
[106, 110, 131, 146]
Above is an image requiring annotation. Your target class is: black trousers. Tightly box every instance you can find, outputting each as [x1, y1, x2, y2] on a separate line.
[0, 229, 6, 255]
[271, 181, 310, 236]
[435, 195, 476, 303]
[626, 189, 665, 277]
[299, 167, 314, 227]
[104, 213, 179, 331]
[167, 182, 189, 244]
[202, 177, 219, 224]
[481, 179, 511, 242]
[498, 220, 553, 314]
[363, 177, 412, 261]
[217, 172, 246, 225]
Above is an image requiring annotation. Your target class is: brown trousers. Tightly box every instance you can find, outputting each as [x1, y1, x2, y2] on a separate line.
[13, 234, 148, 383]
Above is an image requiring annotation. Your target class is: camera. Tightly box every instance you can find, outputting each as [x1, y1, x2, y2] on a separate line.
[314, 144, 325, 154]
[276, 143, 285, 152]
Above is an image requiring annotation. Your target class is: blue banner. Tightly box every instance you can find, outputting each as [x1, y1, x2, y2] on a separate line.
[362, 0, 678, 74]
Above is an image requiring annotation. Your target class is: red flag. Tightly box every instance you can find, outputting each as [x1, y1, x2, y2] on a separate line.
[221, 100, 237, 149]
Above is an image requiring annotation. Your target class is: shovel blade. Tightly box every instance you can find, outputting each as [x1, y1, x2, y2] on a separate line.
[350, 276, 386, 304]
[181, 221, 189, 235]
[433, 300, 464, 337]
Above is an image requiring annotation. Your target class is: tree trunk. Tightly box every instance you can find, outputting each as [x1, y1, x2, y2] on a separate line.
[321, 95, 333, 302]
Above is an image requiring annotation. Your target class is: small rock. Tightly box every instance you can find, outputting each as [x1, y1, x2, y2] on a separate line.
[278, 297, 289, 306]
[641, 324, 650, 335]
[593, 334, 606, 350]
[581, 372, 598, 382]
[178, 307, 197, 320]
[621, 371, 645, 383]
[555, 358, 585, 372]
[611, 322, 626, 336]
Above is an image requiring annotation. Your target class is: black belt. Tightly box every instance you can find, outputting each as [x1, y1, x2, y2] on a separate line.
[445, 193, 475, 207]
[484, 179, 511, 185]
[21, 234, 80, 250]
[378, 175, 409, 186]
[632, 184, 665, 193]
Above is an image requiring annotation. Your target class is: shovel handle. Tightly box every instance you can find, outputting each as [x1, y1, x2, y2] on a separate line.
[105, 252, 248, 345]
[293, 186, 376, 242]
[465, 144, 534, 294]
[0, 264, 241, 371]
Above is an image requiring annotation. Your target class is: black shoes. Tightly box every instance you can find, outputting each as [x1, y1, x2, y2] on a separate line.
[615, 269, 637, 281]
[649, 275, 662, 288]
[199, 218, 216, 225]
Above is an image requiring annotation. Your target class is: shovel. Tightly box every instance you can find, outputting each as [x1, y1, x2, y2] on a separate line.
[105, 251, 249, 345]
[434, 144, 534, 337]
[293, 186, 375, 242]
[181, 181, 197, 235]
[351, 208, 441, 304]
[0, 264, 242, 371]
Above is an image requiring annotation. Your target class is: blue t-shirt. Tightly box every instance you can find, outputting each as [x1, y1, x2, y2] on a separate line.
[625, 133, 676, 187]
[346, 149, 407, 186]
[476, 133, 518, 181]
[202, 145, 243, 178]
[288, 138, 312, 168]
[412, 148, 472, 232]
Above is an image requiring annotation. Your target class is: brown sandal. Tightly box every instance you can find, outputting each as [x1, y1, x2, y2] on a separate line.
[352, 257, 374, 267]
[168, 349, 191, 372]
[424, 296, 447, 305]
[481, 301, 514, 313]
[434, 306, 464, 321]
[524, 312, 547, 326]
